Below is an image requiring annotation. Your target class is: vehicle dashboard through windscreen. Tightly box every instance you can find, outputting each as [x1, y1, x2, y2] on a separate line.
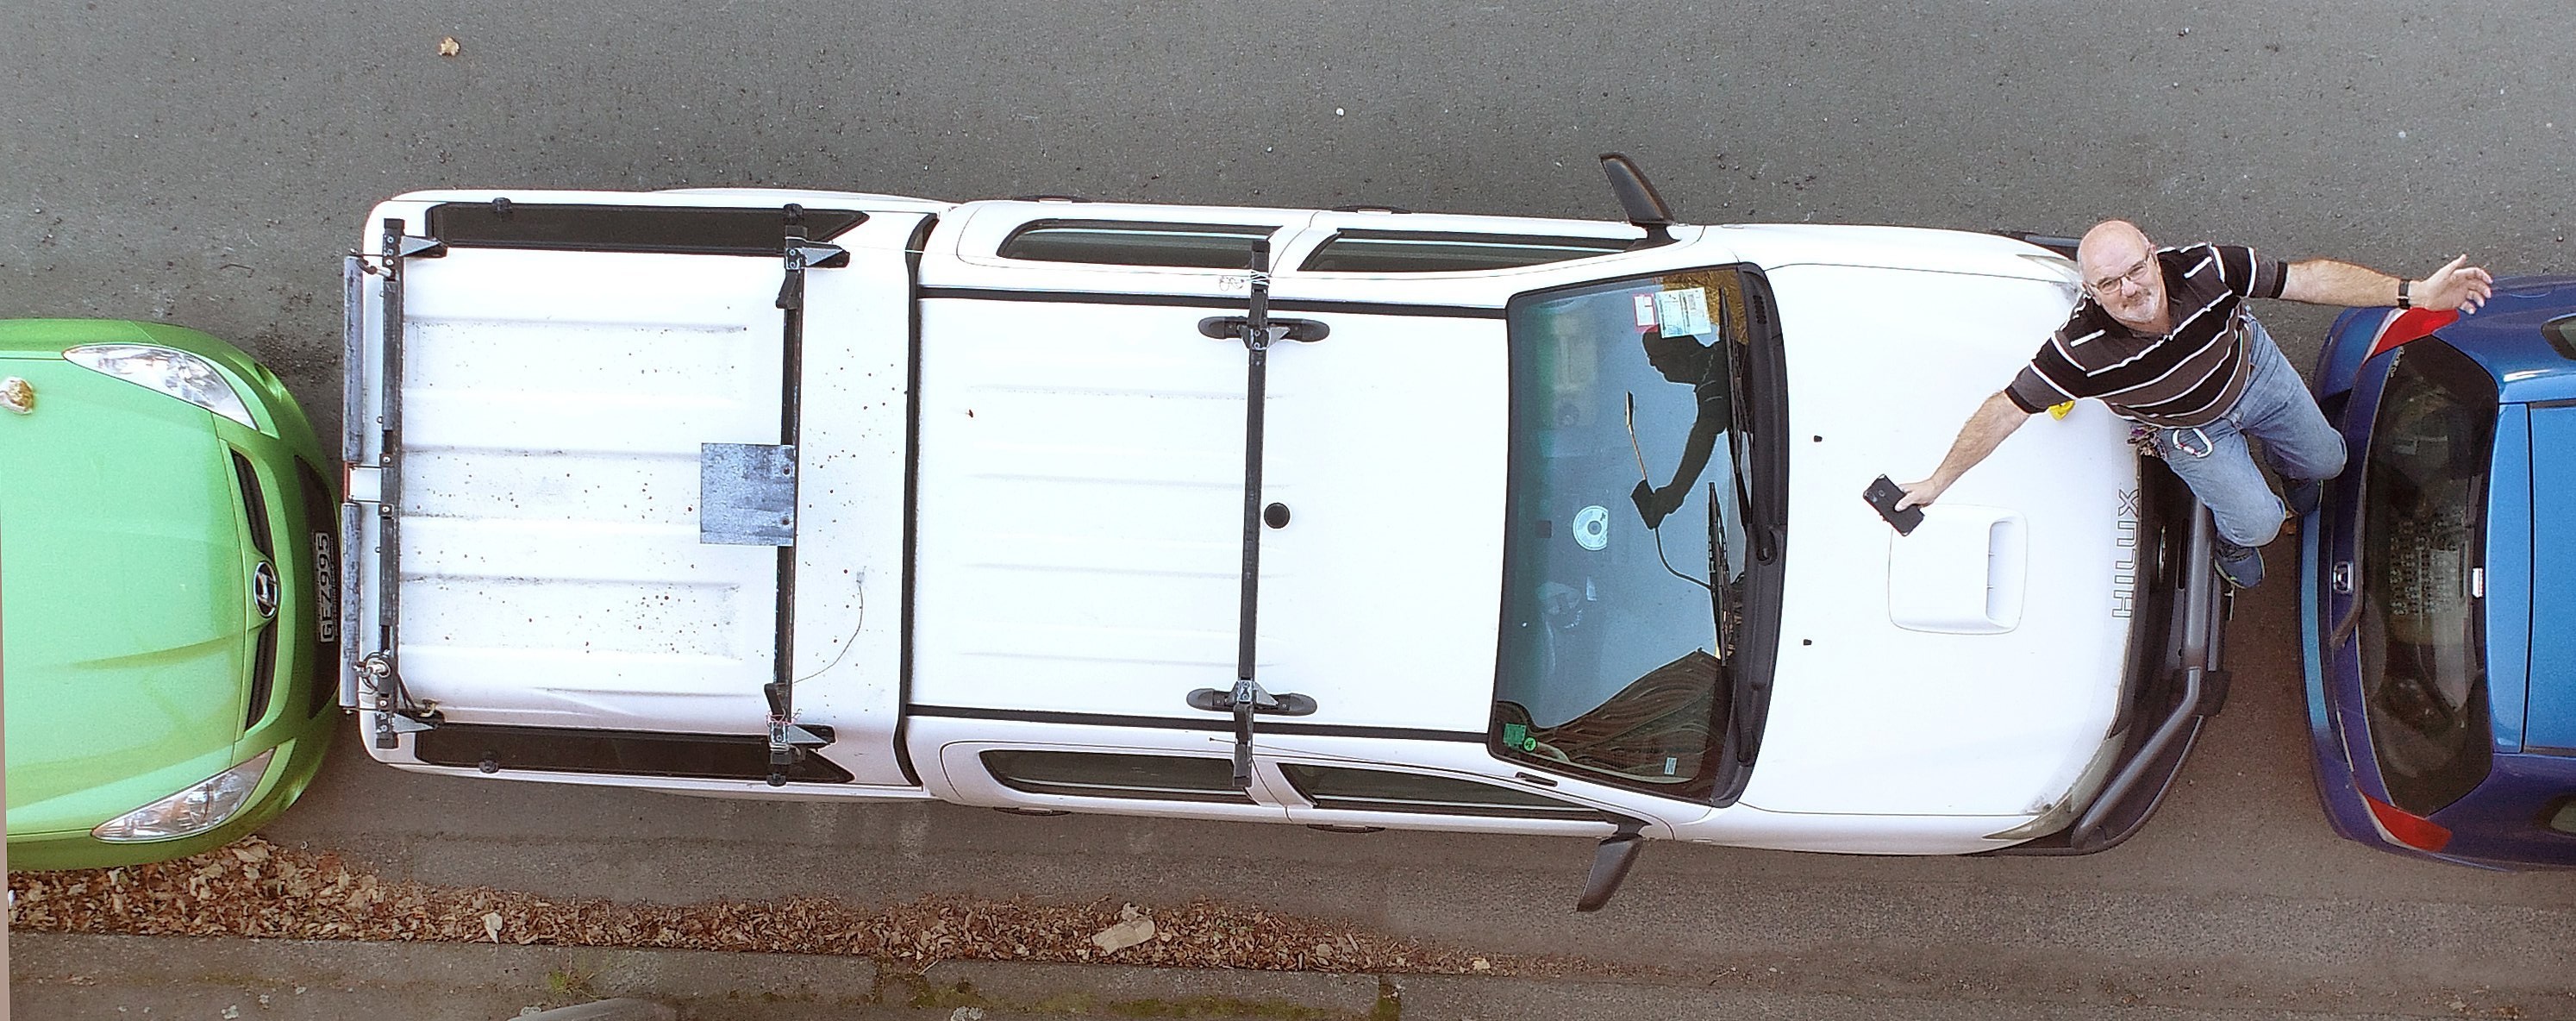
[1495, 265, 1786, 804]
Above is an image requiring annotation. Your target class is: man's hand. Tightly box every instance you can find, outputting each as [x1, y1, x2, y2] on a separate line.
[2415, 254, 2495, 314]
[1631, 479, 1685, 529]
[1892, 478, 1945, 511]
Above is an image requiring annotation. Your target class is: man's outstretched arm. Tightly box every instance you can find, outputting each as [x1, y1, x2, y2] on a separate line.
[2280, 254, 2494, 312]
[1895, 390, 2035, 510]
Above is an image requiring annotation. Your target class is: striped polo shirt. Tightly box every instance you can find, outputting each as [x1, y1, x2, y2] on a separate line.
[2005, 243, 2287, 428]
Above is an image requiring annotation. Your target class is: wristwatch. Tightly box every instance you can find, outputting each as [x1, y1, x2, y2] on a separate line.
[2397, 279, 2413, 309]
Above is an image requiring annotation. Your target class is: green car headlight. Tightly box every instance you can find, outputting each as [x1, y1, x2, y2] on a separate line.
[91, 749, 275, 842]
[64, 343, 258, 428]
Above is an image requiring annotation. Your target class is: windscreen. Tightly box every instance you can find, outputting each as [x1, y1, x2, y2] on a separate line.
[1494, 268, 1760, 793]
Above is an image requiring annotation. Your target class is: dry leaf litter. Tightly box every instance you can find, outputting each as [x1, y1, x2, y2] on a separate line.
[9, 836, 1594, 978]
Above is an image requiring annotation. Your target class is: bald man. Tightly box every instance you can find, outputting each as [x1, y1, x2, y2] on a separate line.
[1896, 220, 2493, 587]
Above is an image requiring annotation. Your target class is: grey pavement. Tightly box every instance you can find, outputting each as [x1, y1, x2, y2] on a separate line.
[9, 932, 2523, 1021]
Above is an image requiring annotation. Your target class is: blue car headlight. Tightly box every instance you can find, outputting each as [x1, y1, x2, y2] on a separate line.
[64, 343, 258, 428]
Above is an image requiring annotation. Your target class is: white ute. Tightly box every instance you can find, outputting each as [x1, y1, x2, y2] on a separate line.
[340, 158, 2229, 908]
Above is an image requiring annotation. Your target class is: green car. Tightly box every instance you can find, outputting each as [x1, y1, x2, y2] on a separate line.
[3, 319, 339, 870]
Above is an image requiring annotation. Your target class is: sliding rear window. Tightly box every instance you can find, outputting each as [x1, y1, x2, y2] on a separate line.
[996, 220, 1275, 269]
[1299, 230, 1629, 272]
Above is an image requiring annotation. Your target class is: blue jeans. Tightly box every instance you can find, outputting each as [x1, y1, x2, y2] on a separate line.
[2147, 317, 2347, 548]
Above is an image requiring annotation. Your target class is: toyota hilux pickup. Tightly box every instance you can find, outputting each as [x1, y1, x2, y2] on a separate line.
[338, 158, 2228, 908]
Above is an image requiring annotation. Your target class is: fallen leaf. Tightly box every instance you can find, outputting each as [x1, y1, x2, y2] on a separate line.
[437, 36, 460, 58]
[483, 911, 503, 943]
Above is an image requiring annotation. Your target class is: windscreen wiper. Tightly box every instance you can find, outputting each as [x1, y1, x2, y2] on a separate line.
[1708, 480, 1738, 660]
[1715, 300, 1778, 564]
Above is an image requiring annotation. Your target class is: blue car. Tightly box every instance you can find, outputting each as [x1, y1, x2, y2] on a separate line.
[2303, 276, 2576, 868]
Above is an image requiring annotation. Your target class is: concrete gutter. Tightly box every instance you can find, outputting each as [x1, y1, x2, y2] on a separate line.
[11, 932, 2438, 1021]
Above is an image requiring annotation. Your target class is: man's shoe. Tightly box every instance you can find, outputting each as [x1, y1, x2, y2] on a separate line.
[2285, 479, 2323, 517]
[2215, 541, 2264, 589]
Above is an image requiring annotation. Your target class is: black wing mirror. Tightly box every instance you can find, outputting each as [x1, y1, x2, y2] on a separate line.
[1598, 153, 1678, 248]
[1575, 817, 1648, 911]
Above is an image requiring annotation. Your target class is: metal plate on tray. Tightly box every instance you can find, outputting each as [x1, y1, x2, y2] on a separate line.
[700, 442, 797, 546]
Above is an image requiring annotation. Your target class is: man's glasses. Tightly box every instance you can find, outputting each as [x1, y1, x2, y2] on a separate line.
[2083, 258, 2155, 298]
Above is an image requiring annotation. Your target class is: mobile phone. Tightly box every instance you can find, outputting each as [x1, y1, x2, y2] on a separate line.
[1862, 475, 1924, 536]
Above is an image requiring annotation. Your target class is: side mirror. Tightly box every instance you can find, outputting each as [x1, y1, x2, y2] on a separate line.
[1574, 819, 1648, 912]
[1597, 153, 1677, 247]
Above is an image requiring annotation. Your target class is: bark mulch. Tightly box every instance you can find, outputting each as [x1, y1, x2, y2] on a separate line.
[8, 836, 1602, 979]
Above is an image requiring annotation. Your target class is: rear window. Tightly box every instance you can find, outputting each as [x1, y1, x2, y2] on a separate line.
[2356, 340, 2497, 815]
[1297, 230, 1628, 272]
[1276, 764, 1605, 820]
[996, 220, 1274, 268]
[416, 724, 854, 783]
[426, 203, 865, 256]
[979, 750, 1252, 804]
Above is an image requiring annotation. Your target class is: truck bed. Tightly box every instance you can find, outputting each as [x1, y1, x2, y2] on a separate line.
[342, 191, 936, 791]
[395, 247, 786, 731]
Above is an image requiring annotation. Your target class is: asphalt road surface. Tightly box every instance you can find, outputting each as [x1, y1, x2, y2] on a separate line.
[7, 2, 2574, 1017]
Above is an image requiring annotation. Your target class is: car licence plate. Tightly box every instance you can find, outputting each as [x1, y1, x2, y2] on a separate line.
[312, 530, 338, 643]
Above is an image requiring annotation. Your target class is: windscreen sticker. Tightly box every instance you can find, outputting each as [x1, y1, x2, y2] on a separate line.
[1655, 287, 1715, 339]
[1572, 504, 1610, 550]
[1633, 293, 1660, 328]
